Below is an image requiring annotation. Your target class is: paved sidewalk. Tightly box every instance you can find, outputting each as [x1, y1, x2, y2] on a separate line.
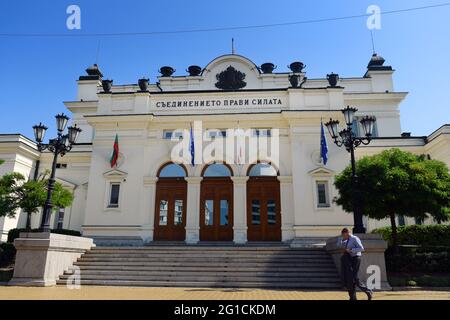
[0, 286, 449, 300]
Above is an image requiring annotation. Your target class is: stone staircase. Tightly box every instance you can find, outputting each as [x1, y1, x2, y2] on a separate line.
[57, 246, 342, 289]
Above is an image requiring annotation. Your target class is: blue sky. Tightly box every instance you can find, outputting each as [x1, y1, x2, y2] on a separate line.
[0, 0, 449, 138]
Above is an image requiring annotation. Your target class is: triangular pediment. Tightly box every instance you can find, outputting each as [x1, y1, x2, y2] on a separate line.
[308, 167, 335, 176]
[55, 177, 77, 189]
[103, 169, 128, 179]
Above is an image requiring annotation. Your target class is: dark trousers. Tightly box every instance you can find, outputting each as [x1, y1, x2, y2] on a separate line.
[340, 254, 371, 300]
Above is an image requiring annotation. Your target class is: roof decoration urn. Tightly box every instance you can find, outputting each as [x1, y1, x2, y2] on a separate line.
[159, 66, 175, 77]
[326, 73, 339, 87]
[101, 79, 113, 93]
[187, 65, 202, 76]
[260, 63, 276, 74]
[289, 61, 305, 73]
[138, 78, 149, 91]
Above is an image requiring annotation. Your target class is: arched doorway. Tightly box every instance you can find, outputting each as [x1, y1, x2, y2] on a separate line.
[154, 163, 187, 241]
[247, 163, 281, 241]
[200, 163, 234, 241]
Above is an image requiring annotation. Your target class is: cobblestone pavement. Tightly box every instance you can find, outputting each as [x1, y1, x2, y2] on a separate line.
[0, 286, 449, 300]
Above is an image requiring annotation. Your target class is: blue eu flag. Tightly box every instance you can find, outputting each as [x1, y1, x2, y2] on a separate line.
[320, 120, 328, 165]
[189, 125, 195, 166]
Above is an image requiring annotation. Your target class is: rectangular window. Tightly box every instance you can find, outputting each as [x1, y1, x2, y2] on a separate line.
[55, 208, 65, 229]
[267, 200, 276, 224]
[163, 130, 183, 140]
[108, 183, 120, 208]
[159, 200, 168, 226]
[398, 215, 406, 226]
[56, 163, 67, 169]
[174, 199, 183, 225]
[207, 129, 227, 138]
[351, 119, 360, 137]
[252, 128, 271, 137]
[352, 117, 378, 138]
[251, 200, 260, 225]
[205, 200, 214, 226]
[220, 200, 229, 226]
[316, 181, 330, 208]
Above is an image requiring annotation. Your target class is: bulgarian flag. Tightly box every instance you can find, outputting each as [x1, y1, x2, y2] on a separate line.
[110, 134, 119, 168]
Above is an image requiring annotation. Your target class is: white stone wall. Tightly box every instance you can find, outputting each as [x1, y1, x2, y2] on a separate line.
[1, 54, 449, 243]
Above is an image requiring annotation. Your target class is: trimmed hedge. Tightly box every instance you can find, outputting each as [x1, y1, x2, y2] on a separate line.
[385, 245, 450, 273]
[7, 228, 81, 243]
[389, 275, 450, 287]
[372, 224, 450, 247]
[0, 243, 16, 268]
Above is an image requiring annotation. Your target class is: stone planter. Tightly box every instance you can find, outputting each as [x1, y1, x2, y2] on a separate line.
[325, 233, 391, 290]
[9, 232, 94, 286]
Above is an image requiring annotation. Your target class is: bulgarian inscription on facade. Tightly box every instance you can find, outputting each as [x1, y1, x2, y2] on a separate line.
[155, 98, 283, 108]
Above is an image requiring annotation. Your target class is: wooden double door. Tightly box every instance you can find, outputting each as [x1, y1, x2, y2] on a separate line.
[154, 178, 187, 241]
[247, 177, 281, 241]
[200, 178, 234, 241]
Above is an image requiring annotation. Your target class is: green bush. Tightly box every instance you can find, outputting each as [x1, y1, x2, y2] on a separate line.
[6, 228, 26, 243]
[389, 275, 450, 287]
[0, 243, 16, 267]
[373, 224, 450, 246]
[406, 280, 417, 287]
[385, 245, 450, 273]
[7, 228, 82, 243]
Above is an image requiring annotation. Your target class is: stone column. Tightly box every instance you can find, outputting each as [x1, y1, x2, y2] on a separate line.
[141, 176, 158, 243]
[231, 176, 248, 244]
[185, 177, 202, 244]
[278, 176, 295, 242]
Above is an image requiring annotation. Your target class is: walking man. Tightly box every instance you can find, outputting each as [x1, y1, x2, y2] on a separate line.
[338, 228, 373, 300]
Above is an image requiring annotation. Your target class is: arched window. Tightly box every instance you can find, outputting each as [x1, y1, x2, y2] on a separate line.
[158, 163, 187, 178]
[202, 163, 232, 177]
[248, 163, 278, 177]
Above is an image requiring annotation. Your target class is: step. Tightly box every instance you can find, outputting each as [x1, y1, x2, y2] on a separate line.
[56, 279, 342, 289]
[58, 273, 340, 283]
[89, 247, 325, 253]
[74, 261, 334, 268]
[84, 251, 330, 256]
[64, 269, 338, 278]
[59, 245, 340, 289]
[77, 257, 332, 263]
[69, 265, 337, 272]
[83, 253, 331, 261]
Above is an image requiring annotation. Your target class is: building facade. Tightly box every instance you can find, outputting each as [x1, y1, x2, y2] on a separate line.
[1, 53, 449, 244]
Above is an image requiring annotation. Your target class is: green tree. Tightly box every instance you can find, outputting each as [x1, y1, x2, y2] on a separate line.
[0, 172, 74, 229]
[334, 148, 450, 248]
[0, 172, 23, 218]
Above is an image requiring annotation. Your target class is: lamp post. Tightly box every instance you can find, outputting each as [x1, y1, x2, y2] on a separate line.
[32, 113, 82, 232]
[325, 106, 376, 234]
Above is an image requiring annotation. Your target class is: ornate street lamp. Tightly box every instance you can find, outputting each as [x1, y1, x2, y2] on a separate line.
[32, 113, 82, 232]
[325, 106, 376, 234]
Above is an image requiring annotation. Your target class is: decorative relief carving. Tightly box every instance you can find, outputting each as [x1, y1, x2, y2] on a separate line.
[215, 65, 246, 90]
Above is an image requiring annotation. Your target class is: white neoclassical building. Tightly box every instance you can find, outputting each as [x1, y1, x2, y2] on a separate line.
[0, 53, 449, 244]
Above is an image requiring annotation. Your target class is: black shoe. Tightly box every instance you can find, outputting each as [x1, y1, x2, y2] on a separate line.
[366, 290, 373, 300]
